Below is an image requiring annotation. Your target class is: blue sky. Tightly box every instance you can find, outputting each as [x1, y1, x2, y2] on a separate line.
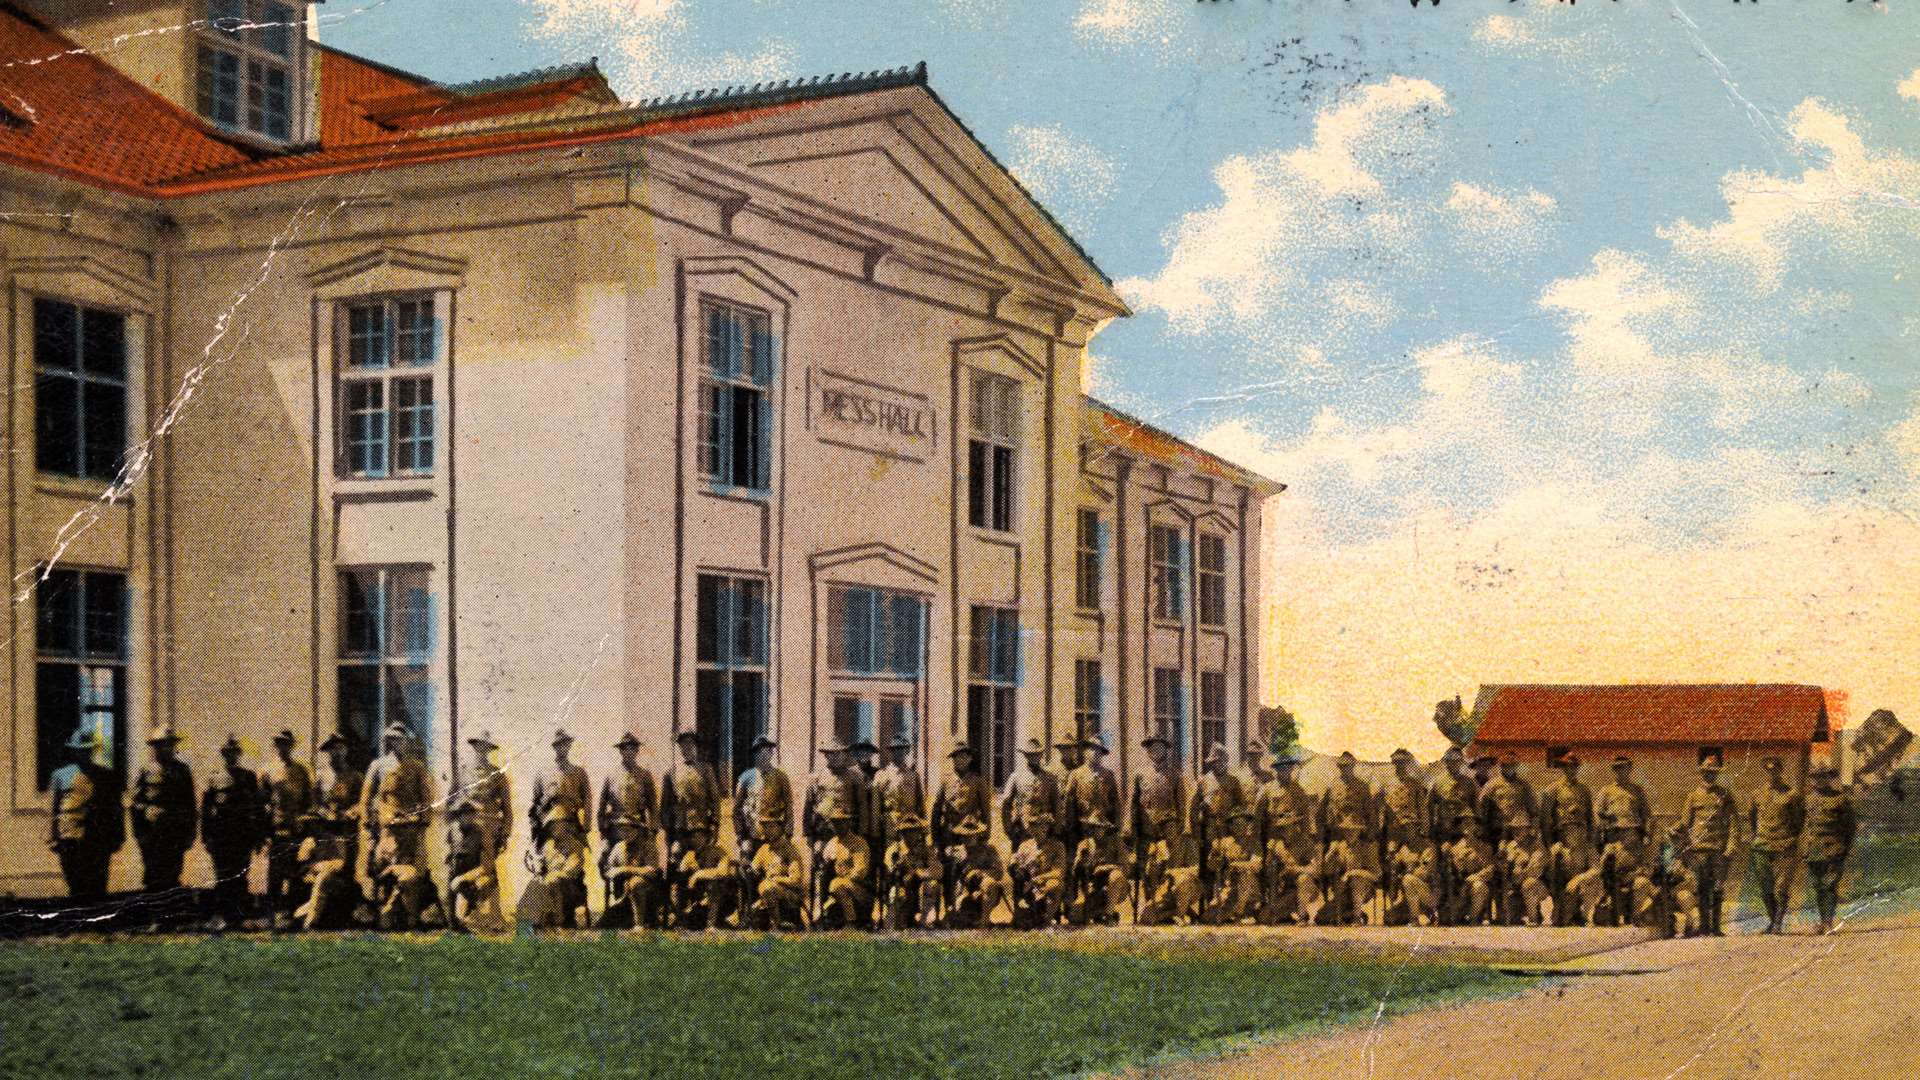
[323, 1, 1920, 750]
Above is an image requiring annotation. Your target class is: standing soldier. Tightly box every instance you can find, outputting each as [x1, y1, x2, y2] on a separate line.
[296, 732, 363, 931]
[1678, 751, 1738, 936]
[932, 740, 993, 915]
[1802, 764, 1855, 936]
[1009, 820, 1068, 928]
[1539, 752, 1598, 926]
[1448, 811, 1499, 925]
[597, 732, 659, 924]
[667, 730, 726, 926]
[529, 729, 590, 851]
[360, 723, 437, 929]
[1001, 737, 1062, 853]
[1131, 732, 1198, 925]
[1428, 747, 1478, 925]
[1191, 743, 1247, 923]
[446, 800, 495, 931]
[1066, 733, 1123, 924]
[872, 733, 926, 850]
[47, 727, 123, 901]
[733, 734, 791, 912]
[464, 732, 512, 928]
[1238, 737, 1275, 805]
[130, 726, 195, 893]
[1749, 756, 1805, 935]
[1254, 749, 1321, 925]
[263, 729, 313, 927]
[1380, 749, 1436, 926]
[1478, 753, 1538, 924]
[1596, 754, 1655, 927]
[201, 735, 268, 929]
[803, 739, 856, 924]
[1322, 751, 1382, 925]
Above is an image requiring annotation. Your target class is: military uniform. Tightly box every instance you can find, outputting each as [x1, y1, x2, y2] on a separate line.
[675, 822, 737, 930]
[1131, 740, 1198, 926]
[1749, 761, 1805, 934]
[1803, 768, 1855, 934]
[1679, 761, 1738, 935]
[130, 728, 196, 891]
[201, 737, 269, 923]
[1254, 762, 1321, 924]
[1478, 760, 1539, 924]
[1447, 814, 1498, 924]
[1380, 751, 1436, 926]
[747, 835, 807, 930]
[47, 730, 124, 900]
[263, 733, 314, 921]
[446, 802, 495, 929]
[360, 725, 436, 929]
[529, 729, 591, 843]
[1010, 831, 1068, 928]
[1203, 810, 1263, 924]
[873, 739, 927, 847]
[882, 818, 943, 930]
[948, 816, 1007, 928]
[1540, 759, 1601, 926]
[296, 735, 363, 930]
[1069, 814, 1130, 926]
[465, 731, 512, 926]
[820, 820, 873, 929]
[733, 746, 794, 849]
[1596, 760, 1656, 926]
[530, 811, 589, 929]
[1001, 740, 1063, 846]
[1428, 753, 1478, 924]
[1322, 755, 1381, 924]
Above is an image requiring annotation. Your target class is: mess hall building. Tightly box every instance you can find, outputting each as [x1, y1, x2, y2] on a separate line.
[0, 1, 1282, 896]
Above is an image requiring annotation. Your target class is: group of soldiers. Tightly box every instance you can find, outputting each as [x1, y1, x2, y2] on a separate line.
[44, 719, 1861, 937]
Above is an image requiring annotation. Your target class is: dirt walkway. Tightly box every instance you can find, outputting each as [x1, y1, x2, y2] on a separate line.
[1114, 910, 1920, 1079]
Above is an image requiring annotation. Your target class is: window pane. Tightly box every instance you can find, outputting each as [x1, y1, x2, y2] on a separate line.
[968, 605, 986, 679]
[393, 376, 433, 474]
[261, 2, 294, 56]
[346, 304, 389, 369]
[833, 696, 862, 748]
[81, 309, 126, 380]
[343, 379, 387, 477]
[967, 440, 988, 528]
[197, 46, 240, 126]
[340, 571, 382, 657]
[390, 665, 432, 735]
[695, 669, 727, 766]
[733, 579, 766, 666]
[843, 588, 874, 673]
[695, 574, 720, 665]
[35, 372, 79, 477]
[395, 300, 434, 366]
[888, 595, 922, 676]
[697, 382, 722, 480]
[262, 64, 290, 139]
[337, 665, 382, 749]
[965, 686, 987, 772]
[209, 0, 245, 33]
[36, 568, 80, 658]
[729, 672, 764, 781]
[731, 385, 763, 488]
[83, 382, 127, 481]
[990, 609, 1017, 685]
[705, 306, 733, 379]
[83, 574, 127, 661]
[394, 579, 431, 661]
[880, 699, 907, 746]
[35, 299, 77, 371]
[35, 662, 81, 791]
[990, 445, 1013, 531]
[991, 687, 1015, 788]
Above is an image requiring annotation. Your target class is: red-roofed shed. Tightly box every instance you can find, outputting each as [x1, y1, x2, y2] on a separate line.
[1468, 683, 1836, 831]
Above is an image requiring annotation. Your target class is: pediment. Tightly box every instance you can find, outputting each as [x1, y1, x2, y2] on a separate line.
[688, 109, 1066, 282]
[810, 541, 938, 588]
[9, 255, 155, 311]
[307, 246, 466, 298]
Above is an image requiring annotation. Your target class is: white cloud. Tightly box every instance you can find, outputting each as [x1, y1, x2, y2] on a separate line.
[1119, 77, 1448, 333]
[1659, 100, 1920, 290]
[1444, 181, 1557, 259]
[1004, 123, 1116, 233]
[1074, 0, 1175, 46]
[1900, 67, 1920, 104]
[1469, 9, 1629, 81]
[1538, 249, 1698, 383]
[528, 0, 794, 99]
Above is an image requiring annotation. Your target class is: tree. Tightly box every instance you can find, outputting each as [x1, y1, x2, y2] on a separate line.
[1433, 695, 1474, 748]
[1258, 705, 1300, 756]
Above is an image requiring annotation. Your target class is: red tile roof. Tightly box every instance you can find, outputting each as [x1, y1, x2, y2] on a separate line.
[315, 43, 447, 146]
[1085, 396, 1286, 496]
[0, 5, 252, 194]
[1469, 684, 1830, 747]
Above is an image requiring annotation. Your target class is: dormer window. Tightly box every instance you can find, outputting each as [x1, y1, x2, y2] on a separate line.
[197, 1, 299, 141]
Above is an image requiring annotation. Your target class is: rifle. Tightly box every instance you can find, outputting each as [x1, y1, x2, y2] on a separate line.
[1256, 799, 1273, 925]
[1129, 781, 1146, 925]
[1430, 799, 1453, 926]
[1318, 801, 1339, 927]
[1194, 800, 1213, 925]
[659, 774, 683, 929]
[1062, 808, 1082, 926]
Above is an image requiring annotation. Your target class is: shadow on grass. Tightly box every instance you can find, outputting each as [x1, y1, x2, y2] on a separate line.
[0, 934, 1529, 1080]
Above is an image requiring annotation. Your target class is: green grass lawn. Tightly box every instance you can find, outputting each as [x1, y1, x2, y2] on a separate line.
[1732, 832, 1920, 923]
[0, 934, 1525, 1080]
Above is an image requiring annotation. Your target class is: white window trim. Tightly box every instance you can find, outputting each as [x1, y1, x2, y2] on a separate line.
[332, 291, 449, 490]
[196, 1, 306, 143]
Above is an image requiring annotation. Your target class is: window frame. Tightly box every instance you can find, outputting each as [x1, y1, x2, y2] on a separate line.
[1152, 666, 1185, 768]
[1199, 670, 1228, 759]
[696, 573, 770, 782]
[1196, 532, 1228, 628]
[826, 584, 926, 678]
[1149, 523, 1186, 623]
[696, 299, 775, 495]
[966, 371, 1019, 533]
[34, 568, 130, 790]
[1073, 658, 1103, 743]
[968, 604, 1019, 788]
[336, 565, 434, 750]
[335, 293, 442, 481]
[32, 297, 130, 484]
[1075, 508, 1103, 611]
[196, 0, 300, 141]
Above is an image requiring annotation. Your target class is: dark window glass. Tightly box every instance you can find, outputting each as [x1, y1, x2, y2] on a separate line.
[35, 570, 128, 789]
[698, 302, 773, 492]
[35, 299, 127, 482]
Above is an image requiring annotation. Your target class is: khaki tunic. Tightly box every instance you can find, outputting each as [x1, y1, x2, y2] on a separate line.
[733, 765, 793, 842]
[1379, 777, 1430, 850]
[1680, 782, 1738, 854]
[265, 761, 314, 836]
[872, 763, 925, 842]
[1538, 777, 1594, 845]
[1478, 774, 1538, 840]
[1751, 785, 1805, 854]
[671, 762, 725, 835]
[1803, 789, 1855, 863]
[1429, 771, 1479, 842]
[530, 762, 591, 836]
[1001, 764, 1063, 843]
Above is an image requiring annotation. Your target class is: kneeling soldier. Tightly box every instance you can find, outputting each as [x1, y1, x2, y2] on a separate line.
[1381, 748, 1437, 926]
[948, 815, 1007, 928]
[820, 810, 872, 930]
[1505, 825, 1552, 926]
[602, 818, 663, 930]
[294, 813, 360, 931]
[446, 800, 497, 931]
[1448, 811, 1498, 925]
[675, 820, 737, 930]
[1010, 826, 1067, 929]
[1071, 812, 1130, 926]
[1255, 751, 1321, 925]
[748, 830, 807, 930]
[525, 808, 588, 929]
[1322, 752, 1380, 924]
[883, 814, 943, 930]
[1207, 807, 1264, 924]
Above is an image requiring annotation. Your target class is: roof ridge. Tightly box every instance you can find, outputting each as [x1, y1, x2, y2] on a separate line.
[1084, 394, 1286, 494]
[631, 62, 927, 114]
[440, 59, 605, 98]
[313, 40, 437, 88]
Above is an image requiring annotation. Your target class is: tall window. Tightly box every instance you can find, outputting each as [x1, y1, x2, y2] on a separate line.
[34, 299, 127, 483]
[1075, 509, 1103, 611]
[1152, 667, 1185, 767]
[36, 569, 128, 790]
[339, 296, 437, 479]
[337, 567, 432, 749]
[827, 586, 924, 677]
[832, 695, 865, 749]
[830, 695, 913, 751]
[1197, 533, 1228, 627]
[1149, 524, 1185, 622]
[198, 1, 297, 140]
[697, 574, 767, 781]
[967, 605, 1019, 787]
[697, 302, 774, 493]
[1074, 659, 1103, 743]
[967, 372, 1018, 532]
[1199, 671, 1228, 759]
